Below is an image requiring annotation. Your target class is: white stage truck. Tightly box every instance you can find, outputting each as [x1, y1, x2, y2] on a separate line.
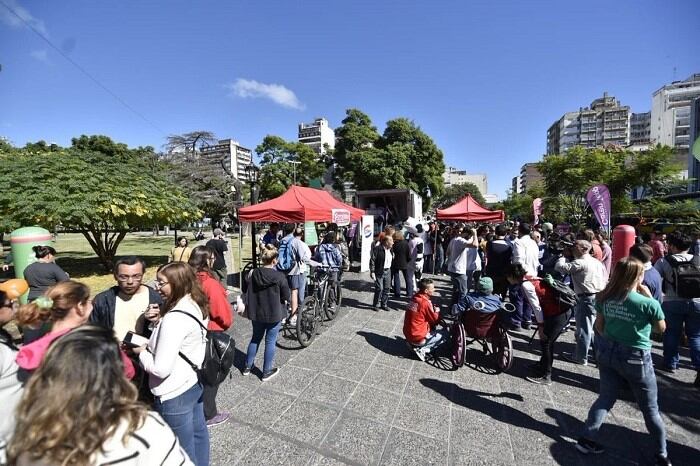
[355, 188, 423, 234]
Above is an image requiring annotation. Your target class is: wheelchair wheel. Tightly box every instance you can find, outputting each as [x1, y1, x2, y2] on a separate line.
[451, 322, 466, 367]
[297, 296, 319, 347]
[492, 329, 514, 373]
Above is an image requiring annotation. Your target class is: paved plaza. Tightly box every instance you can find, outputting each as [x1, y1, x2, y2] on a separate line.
[211, 272, 700, 465]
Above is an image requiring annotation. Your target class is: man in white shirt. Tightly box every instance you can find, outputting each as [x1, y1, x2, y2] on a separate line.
[555, 240, 608, 365]
[446, 225, 479, 306]
[508, 223, 541, 330]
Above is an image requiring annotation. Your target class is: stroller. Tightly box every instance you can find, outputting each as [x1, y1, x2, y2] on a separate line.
[450, 299, 516, 373]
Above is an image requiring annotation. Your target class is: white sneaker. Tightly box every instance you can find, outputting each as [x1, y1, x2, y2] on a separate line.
[414, 346, 427, 362]
[288, 315, 297, 326]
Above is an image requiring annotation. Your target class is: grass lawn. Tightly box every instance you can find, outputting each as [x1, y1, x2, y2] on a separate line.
[2, 232, 253, 296]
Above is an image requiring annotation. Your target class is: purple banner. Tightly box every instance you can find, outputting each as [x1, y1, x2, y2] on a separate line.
[586, 184, 611, 234]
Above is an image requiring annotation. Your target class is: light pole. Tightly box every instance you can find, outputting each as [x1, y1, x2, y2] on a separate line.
[289, 160, 300, 185]
[245, 164, 260, 267]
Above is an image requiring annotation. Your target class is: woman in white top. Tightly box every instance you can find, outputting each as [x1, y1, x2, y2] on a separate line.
[7, 325, 192, 465]
[134, 262, 210, 466]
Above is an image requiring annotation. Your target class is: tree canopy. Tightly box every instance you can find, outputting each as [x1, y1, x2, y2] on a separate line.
[331, 109, 446, 207]
[255, 135, 325, 200]
[0, 135, 200, 269]
[529, 145, 685, 226]
[434, 182, 487, 210]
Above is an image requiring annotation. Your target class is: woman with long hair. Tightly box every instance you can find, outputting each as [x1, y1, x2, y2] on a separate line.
[15, 280, 134, 379]
[170, 237, 193, 263]
[132, 262, 209, 466]
[7, 325, 192, 465]
[188, 246, 232, 427]
[242, 244, 290, 381]
[575, 257, 670, 465]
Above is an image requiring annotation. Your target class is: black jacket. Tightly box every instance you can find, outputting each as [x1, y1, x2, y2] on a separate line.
[391, 240, 411, 271]
[369, 244, 393, 276]
[244, 267, 290, 323]
[90, 285, 164, 335]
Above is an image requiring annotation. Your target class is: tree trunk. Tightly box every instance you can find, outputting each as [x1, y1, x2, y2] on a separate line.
[80, 226, 128, 271]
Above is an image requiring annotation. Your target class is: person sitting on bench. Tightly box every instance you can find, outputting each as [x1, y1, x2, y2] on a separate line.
[402, 278, 446, 361]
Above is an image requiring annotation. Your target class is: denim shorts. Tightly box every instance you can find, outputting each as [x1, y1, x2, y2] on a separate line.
[288, 273, 305, 290]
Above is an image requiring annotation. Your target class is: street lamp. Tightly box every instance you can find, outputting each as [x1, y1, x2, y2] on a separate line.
[245, 164, 260, 266]
[289, 160, 301, 185]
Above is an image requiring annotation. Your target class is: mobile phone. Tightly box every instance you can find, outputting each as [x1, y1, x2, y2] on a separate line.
[123, 331, 149, 348]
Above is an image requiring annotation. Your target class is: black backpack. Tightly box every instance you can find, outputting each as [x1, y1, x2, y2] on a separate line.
[541, 274, 578, 312]
[171, 310, 236, 385]
[664, 255, 700, 299]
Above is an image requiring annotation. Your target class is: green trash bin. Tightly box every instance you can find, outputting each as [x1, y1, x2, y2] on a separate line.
[10, 226, 54, 304]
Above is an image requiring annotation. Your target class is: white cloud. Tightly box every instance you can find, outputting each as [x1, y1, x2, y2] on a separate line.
[227, 78, 305, 110]
[1, 0, 49, 36]
[30, 49, 49, 64]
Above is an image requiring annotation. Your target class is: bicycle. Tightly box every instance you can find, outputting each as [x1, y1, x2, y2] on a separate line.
[296, 265, 341, 347]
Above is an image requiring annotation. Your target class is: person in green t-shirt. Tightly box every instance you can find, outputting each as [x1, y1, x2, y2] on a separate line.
[575, 257, 670, 466]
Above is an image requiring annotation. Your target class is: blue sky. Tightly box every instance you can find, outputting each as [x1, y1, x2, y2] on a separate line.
[1, 0, 699, 198]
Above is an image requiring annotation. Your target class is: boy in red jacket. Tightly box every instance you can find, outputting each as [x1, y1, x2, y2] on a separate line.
[403, 278, 447, 361]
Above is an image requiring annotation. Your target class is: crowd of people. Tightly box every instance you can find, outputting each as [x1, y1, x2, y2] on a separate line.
[392, 220, 698, 466]
[0, 219, 698, 465]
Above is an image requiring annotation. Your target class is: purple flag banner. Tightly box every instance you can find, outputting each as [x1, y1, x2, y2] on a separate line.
[586, 184, 611, 234]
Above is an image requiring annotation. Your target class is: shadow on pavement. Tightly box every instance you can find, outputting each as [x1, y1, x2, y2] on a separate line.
[548, 408, 700, 466]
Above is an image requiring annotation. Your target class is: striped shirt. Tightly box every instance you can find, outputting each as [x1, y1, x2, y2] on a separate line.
[91, 412, 193, 465]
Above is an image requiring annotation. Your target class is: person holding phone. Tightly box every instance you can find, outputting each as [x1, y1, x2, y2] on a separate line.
[575, 257, 670, 465]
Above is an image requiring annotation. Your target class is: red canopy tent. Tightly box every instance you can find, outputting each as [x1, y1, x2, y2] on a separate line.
[238, 185, 365, 223]
[436, 194, 505, 222]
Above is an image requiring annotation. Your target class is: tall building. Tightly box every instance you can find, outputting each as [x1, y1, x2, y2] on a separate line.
[519, 163, 544, 193]
[298, 117, 336, 155]
[546, 93, 631, 155]
[443, 167, 488, 195]
[689, 97, 700, 193]
[511, 176, 521, 195]
[651, 73, 700, 151]
[198, 139, 253, 181]
[629, 112, 651, 150]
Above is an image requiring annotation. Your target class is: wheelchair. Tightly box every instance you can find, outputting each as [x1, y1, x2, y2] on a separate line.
[449, 301, 515, 373]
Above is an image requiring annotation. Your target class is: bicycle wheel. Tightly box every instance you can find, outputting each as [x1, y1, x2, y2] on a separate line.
[297, 296, 320, 347]
[324, 282, 342, 321]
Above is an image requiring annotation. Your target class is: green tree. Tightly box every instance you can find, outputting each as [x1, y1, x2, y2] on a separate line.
[332, 109, 446, 208]
[0, 136, 200, 270]
[536, 145, 683, 226]
[434, 182, 486, 210]
[255, 135, 325, 200]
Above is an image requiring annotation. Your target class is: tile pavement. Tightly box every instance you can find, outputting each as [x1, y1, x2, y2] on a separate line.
[210, 272, 700, 465]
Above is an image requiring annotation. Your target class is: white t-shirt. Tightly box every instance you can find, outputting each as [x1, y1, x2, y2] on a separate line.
[114, 286, 150, 341]
[512, 235, 540, 276]
[447, 237, 481, 275]
[0, 342, 22, 463]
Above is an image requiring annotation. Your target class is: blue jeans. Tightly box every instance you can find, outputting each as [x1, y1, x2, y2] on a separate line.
[373, 269, 391, 307]
[508, 283, 533, 327]
[574, 295, 596, 363]
[662, 299, 700, 369]
[449, 272, 470, 306]
[582, 335, 667, 456]
[246, 320, 282, 374]
[154, 382, 209, 466]
[415, 328, 449, 352]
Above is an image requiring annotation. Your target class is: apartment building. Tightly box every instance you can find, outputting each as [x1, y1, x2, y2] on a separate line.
[198, 139, 253, 181]
[298, 117, 336, 155]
